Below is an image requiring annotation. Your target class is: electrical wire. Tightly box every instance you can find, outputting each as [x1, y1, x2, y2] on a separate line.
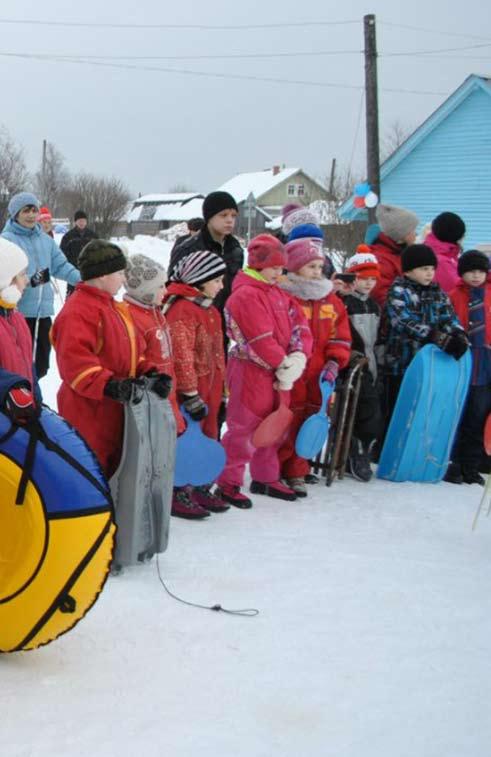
[0, 17, 360, 30]
[379, 21, 491, 43]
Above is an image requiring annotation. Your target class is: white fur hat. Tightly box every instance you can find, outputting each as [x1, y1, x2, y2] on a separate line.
[0, 238, 28, 304]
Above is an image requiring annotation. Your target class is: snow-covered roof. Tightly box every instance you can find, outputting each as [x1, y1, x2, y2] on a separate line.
[128, 196, 204, 223]
[218, 167, 300, 204]
[134, 193, 201, 204]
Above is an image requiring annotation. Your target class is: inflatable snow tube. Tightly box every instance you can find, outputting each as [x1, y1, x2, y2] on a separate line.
[0, 407, 115, 652]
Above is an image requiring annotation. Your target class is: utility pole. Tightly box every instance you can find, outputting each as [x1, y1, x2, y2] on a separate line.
[328, 158, 337, 200]
[41, 139, 47, 195]
[364, 14, 380, 223]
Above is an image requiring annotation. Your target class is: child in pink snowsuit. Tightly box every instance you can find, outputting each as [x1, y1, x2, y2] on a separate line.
[215, 234, 312, 507]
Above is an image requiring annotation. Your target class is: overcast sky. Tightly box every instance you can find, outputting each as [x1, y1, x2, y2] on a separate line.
[2, 0, 490, 198]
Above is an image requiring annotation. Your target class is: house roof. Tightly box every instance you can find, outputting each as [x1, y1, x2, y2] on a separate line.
[127, 196, 205, 223]
[339, 74, 491, 220]
[133, 193, 202, 205]
[217, 167, 300, 204]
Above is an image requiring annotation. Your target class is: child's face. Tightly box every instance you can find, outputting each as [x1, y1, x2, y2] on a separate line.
[462, 270, 487, 287]
[354, 275, 378, 295]
[403, 230, 417, 245]
[17, 205, 39, 229]
[40, 219, 52, 233]
[199, 275, 224, 299]
[207, 209, 238, 239]
[99, 270, 126, 296]
[296, 259, 324, 280]
[153, 283, 167, 306]
[12, 269, 28, 295]
[405, 266, 436, 286]
[260, 266, 284, 285]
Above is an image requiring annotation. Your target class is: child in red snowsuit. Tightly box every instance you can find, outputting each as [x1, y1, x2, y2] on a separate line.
[52, 240, 168, 478]
[164, 250, 229, 518]
[216, 234, 312, 507]
[278, 238, 351, 495]
[0, 238, 41, 422]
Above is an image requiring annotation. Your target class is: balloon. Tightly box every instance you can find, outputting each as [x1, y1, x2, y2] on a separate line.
[354, 196, 366, 209]
[364, 191, 379, 208]
[355, 182, 370, 197]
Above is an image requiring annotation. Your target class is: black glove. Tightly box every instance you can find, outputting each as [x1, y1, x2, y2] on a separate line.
[146, 371, 172, 399]
[429, 329, 469, 360]
[30, 268, 50, 287]
[104, 378, 143, 403]
[3, 386, 39, 425]
[181, 393, 208, 421]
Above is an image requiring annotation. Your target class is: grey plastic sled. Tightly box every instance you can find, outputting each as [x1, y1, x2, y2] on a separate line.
[110, 385, 176, 567]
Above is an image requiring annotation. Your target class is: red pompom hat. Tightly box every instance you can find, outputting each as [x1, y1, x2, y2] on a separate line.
[346, 244, 381, 279]
[247, 234, 287, 271]
[37, 206, 52, 222]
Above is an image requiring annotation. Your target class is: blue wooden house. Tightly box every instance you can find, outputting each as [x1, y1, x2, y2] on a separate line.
[339, 74, 491, 250]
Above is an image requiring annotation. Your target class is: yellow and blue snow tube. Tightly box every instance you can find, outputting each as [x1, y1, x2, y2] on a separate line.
[0, 407, 115, 652]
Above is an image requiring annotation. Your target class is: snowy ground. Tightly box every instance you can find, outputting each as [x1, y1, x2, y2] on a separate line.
[3, 237, 491, 757]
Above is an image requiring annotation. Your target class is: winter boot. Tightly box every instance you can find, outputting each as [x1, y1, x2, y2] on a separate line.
[285, 477, 308, 498]
[214, 483, 253, 509]
[461, 466, 485, 486]
[347, 438, 373, 482]
[304, 473, 319, 485]
[479, 455, 491, 474]
[443, 462, 463, 484]
[190, 485, 231, 513]
[250, 480, 297, 501]
[171, 488, 210, 519]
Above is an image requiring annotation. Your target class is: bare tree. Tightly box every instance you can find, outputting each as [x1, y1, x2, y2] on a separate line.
[168, 182, 195, 193]
[0, 126, 30, 226]
[34, 141, 70, 213]
[63, 173, 131, 237]
[381, 119, 413, 163]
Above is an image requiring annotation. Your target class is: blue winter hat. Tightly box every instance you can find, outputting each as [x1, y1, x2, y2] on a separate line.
[287, 223, 324, 243]
[8, 192, 40, 219]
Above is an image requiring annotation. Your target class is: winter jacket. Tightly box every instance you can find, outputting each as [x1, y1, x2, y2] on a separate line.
[384, 276, 462, 376]
[342, 291, 381, 379]
[424, 232, 461, 293]
[164, 282, 225, 439]
[124, 295, 185, 434]
[51, 283, 150, 476]
[225, 270, 312, 372]
[168, 225, 244, 312]
[280, 274, 350, 405]
[0, 303, 39, 401]
[370, 233, 406, 307]
[2, 219, 80, 318]
[60, 226, 98, 269]
[450, 280, 491, 385]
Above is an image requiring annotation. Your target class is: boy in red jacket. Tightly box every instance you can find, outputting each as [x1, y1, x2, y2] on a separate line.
[278, 237, 351, 495]
[215, 234, 312, 507]
[447, 250, 491, 485]
[164, 249, 230, 518]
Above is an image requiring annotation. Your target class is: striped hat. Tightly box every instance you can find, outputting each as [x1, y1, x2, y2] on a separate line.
[346, 245, 381, 278]
[170, 250, 226, 286]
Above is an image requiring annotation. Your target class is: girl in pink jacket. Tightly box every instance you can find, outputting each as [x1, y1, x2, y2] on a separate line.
[215, 234, 312, 507]
[424, 211, 466, 293]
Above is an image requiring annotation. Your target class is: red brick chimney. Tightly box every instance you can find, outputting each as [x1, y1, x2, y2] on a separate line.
[272, 165, 280, 176]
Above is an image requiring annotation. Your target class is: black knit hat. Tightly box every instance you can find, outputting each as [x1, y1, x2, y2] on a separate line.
[74, 209, 88, 222]
[431, 212, 466, 243]
[457, 249, 490, 277]
[202, 191, 238, 223]
[78, 240, 127, 281]
[401, 244, 438, 273]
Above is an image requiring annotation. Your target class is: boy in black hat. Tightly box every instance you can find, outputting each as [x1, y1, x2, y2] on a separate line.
[60, 210, 98, 297]
[446, 250, 491, 484]
[382, 243, 468, 421]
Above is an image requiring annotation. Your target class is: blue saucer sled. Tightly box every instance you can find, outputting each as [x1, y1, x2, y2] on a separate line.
[377, 345, 472, 483]
[295, 378, 335, 460]
[174, 407, 226, 487]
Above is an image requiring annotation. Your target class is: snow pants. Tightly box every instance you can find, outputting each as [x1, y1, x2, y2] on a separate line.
[452, 383, 491, 469]
[217, 357, 281, 487]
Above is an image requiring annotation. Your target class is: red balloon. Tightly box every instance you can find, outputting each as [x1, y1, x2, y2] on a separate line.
[354, 196, 366, 209]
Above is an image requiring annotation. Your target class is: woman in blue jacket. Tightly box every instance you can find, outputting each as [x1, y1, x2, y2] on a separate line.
[2, 192, 81, 378]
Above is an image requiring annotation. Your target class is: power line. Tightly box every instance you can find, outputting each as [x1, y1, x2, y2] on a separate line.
[0, 17, 360, 30]
[381, 42, 491, 57]
[380, 21, 491, 43]
[0, 48, 364, 62]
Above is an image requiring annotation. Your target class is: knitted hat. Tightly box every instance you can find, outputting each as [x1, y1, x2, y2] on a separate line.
[401, 244, 438, 273]
[457, 249, 490, 277]
[281, 204, 319, 236]
[376, 204, 419, 242]
[247, 234, 287, 271]
[346, 245, 380, 278]
[8, 192, 40, 219]
[78, 240, 127, 281]
[431, 212, 466, 243]
[0, 238, 29, 305]
[287, 223, 324, 243]
[124, 254, 167, 305]
[285, 238, 324, 273]
[202, 191, 238, 223]
[170, 250, 226, 287]
[37, 206, 52, 222]
[74, 210, 88, 222]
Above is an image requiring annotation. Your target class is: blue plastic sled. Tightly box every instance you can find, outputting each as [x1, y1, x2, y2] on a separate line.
[295, 378, 335, 460]
[377, 344, 472, 483]
[174, 407, 226, 487]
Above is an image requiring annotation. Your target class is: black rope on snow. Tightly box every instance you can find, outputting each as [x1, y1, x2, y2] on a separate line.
[155, 556, 259, 617]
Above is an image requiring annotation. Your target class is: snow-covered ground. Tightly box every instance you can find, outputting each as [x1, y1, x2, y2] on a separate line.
[3, 236, 491, 757]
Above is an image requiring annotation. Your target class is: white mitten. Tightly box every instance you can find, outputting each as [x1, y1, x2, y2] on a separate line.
[275, 351, 307, 390]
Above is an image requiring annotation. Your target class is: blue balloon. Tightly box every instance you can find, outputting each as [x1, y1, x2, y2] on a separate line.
[355, 182, 370, 197]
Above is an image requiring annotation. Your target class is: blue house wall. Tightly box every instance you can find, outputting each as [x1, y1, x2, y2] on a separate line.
[339, 76, 491, 249]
